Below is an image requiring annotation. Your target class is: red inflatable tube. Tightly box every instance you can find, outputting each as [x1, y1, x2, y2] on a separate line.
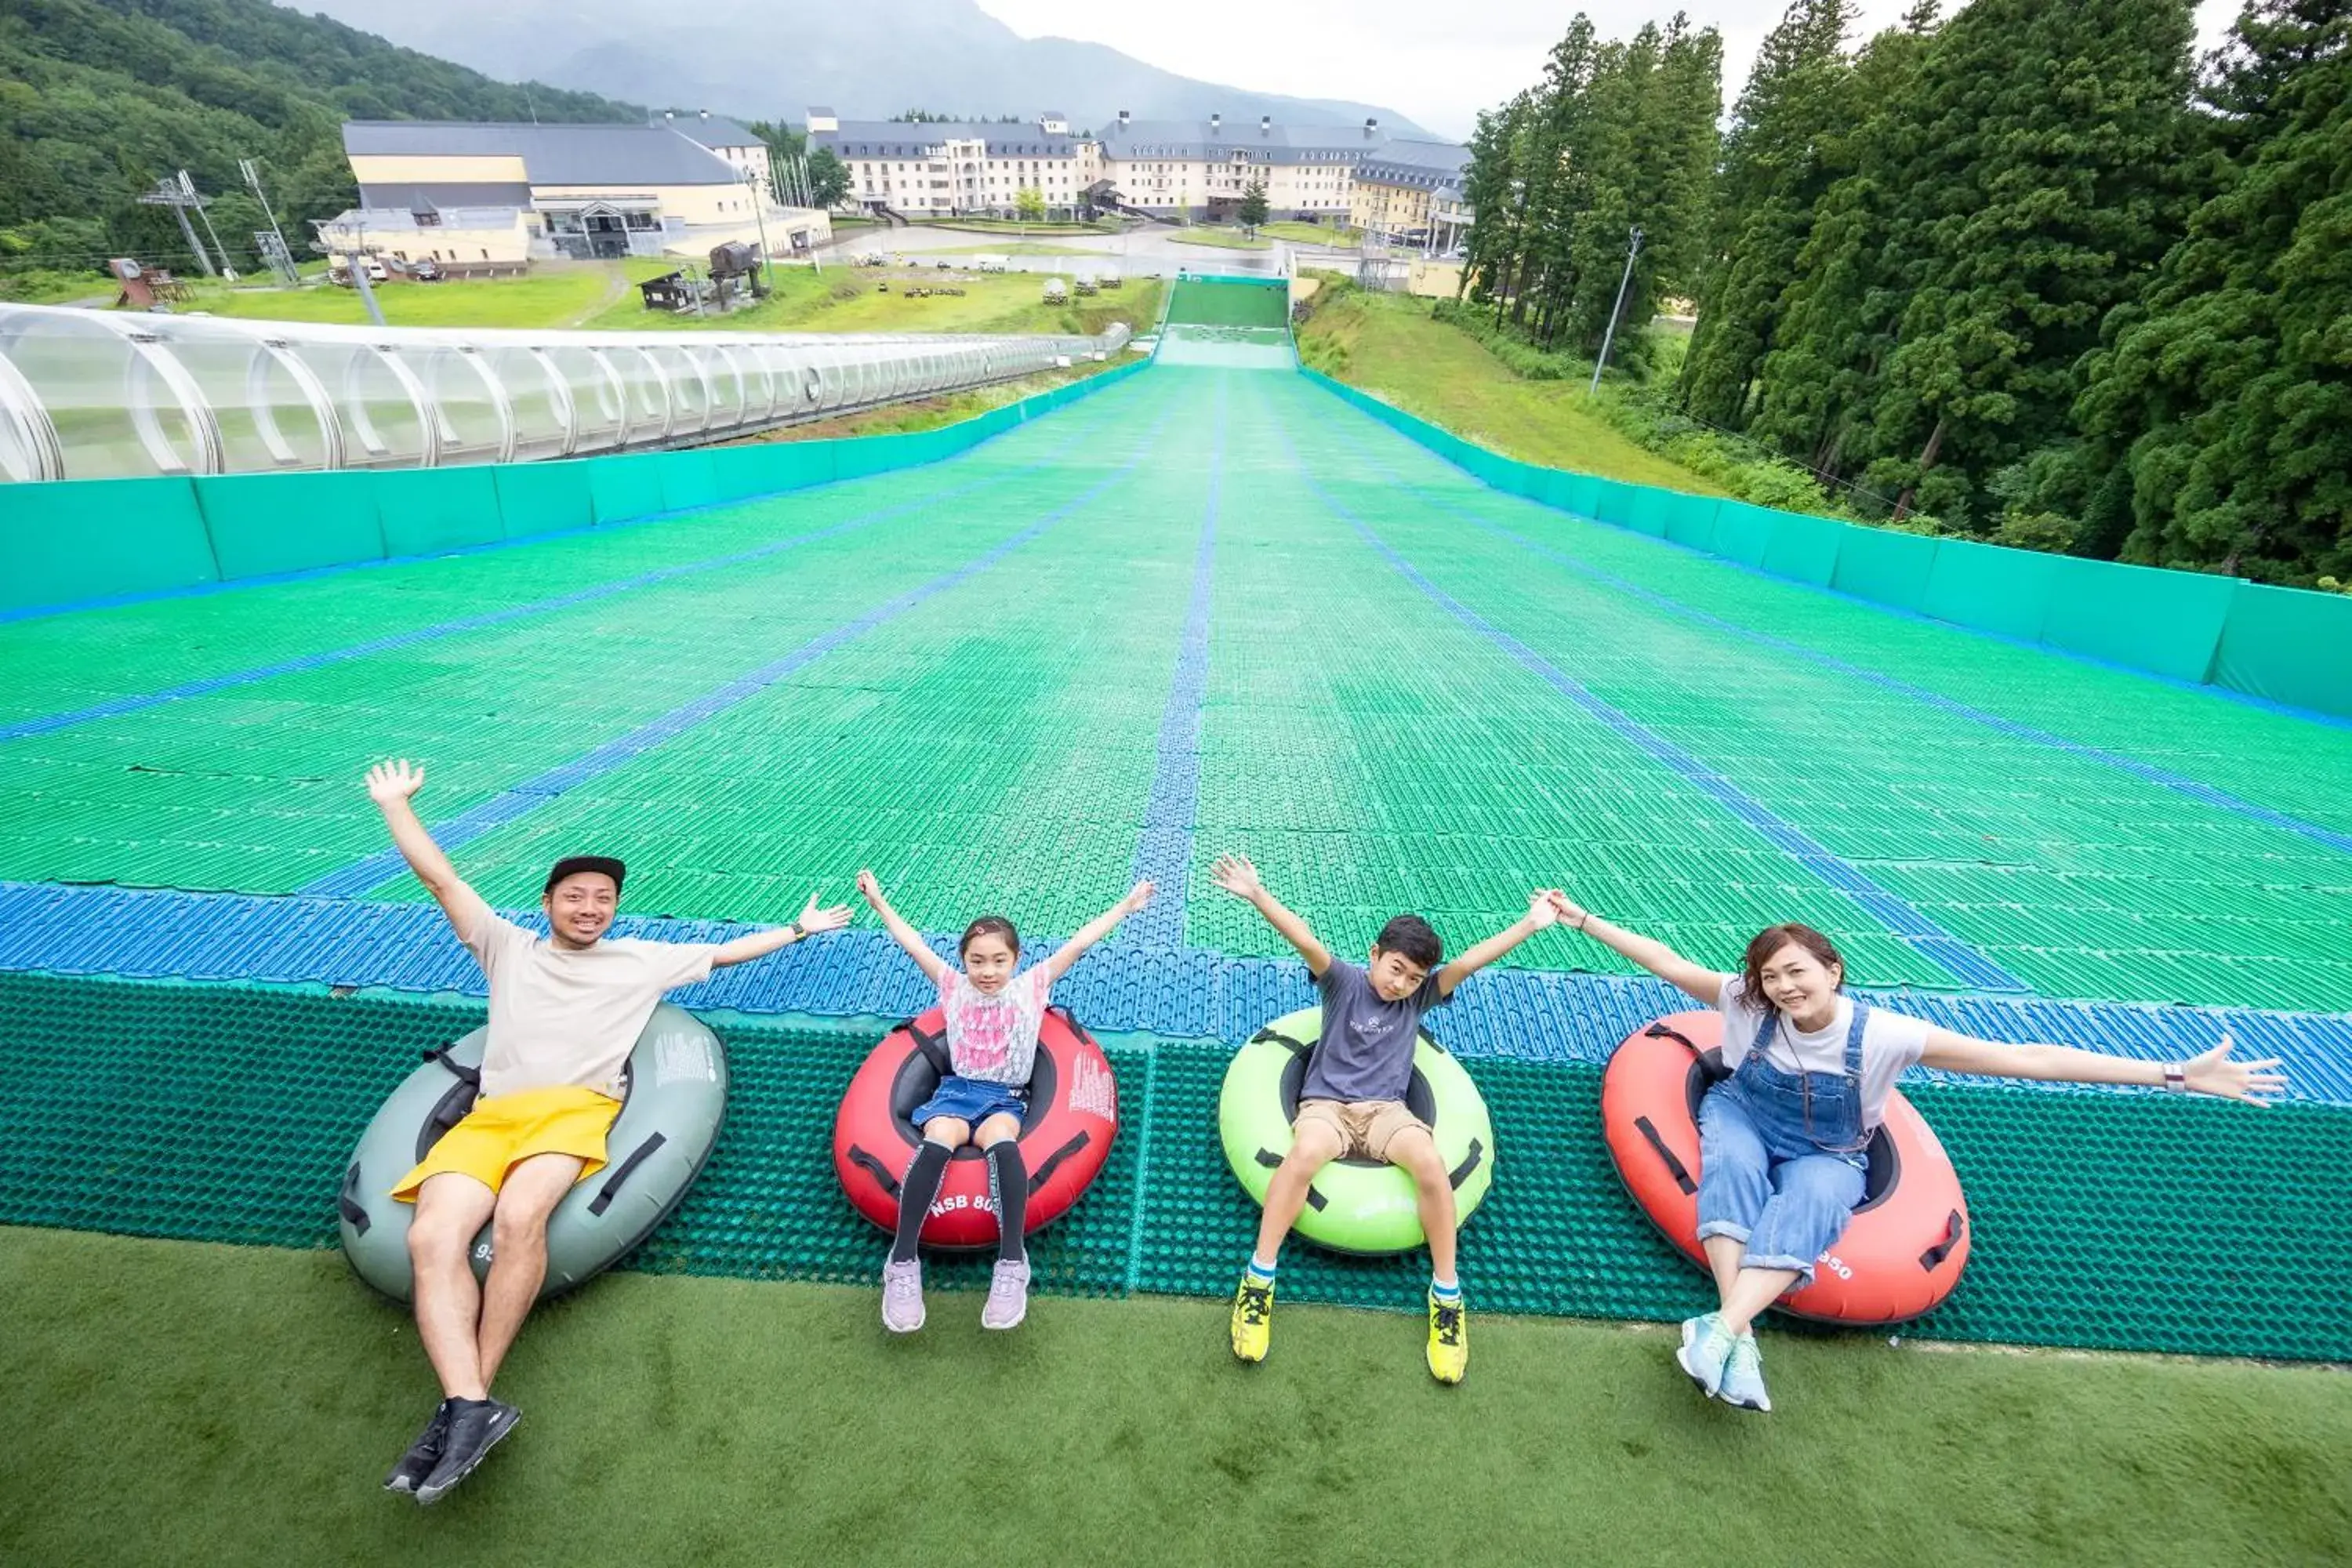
[833, 1005, 1119, 1250]
[1602, 1011, 1971, 1326]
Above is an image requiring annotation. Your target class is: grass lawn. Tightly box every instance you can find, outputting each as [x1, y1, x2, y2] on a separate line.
[589, 268, 1161, 339]
[1259, 221, 1363, 245]
[1296, 285, 1732, 495]
[5, 1227, 2343, 1567]
[179, 262, 667, 330]
[1169, 227, 1272, 252]
[170, 262, 1156, 342]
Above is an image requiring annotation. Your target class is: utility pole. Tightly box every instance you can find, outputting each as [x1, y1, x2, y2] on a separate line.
[240, 158, 299, 284]
[1588, 223, 1642, 395]
[337, 213, 387, 326]
[745, 169, 773, 292]
[183, 171, 238, 281]
[138, 176, 216, 276]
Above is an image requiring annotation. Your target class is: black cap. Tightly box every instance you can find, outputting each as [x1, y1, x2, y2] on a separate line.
[543, 855, 626, 897]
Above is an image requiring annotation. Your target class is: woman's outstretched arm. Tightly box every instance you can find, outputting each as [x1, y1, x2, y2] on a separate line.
[1919, 1029, 2284, 1104]
[1553, 892, 1728, 1007]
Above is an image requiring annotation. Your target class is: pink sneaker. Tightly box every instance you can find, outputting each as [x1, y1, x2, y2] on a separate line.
[981, 1260, 1031, 1330]
[881, 1258, 924, 1334]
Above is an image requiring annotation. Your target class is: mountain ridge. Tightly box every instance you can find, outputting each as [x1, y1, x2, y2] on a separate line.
[271, 0, 1434, 138]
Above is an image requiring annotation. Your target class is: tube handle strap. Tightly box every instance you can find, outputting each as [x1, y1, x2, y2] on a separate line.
[586, 1131, 667, 1217]
[905, 1022, 952, 1077]
[1025, 1131, 1090, 1193]
[1918, 1209, 1966, 1272]
[1253, 1147, 1327, 1210]
[422, 1044, 481, 1088]
[337, 1160, 372, 1235]
[848, 1144, 903, 1199]
[1643, 1022, 1701, 1054]
[1635, 1116, 1697, 1195]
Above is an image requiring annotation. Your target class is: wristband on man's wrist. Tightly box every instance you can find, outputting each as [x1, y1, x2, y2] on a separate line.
[2162, 1063, 2187, 1093]
[786, 920, 805, 942]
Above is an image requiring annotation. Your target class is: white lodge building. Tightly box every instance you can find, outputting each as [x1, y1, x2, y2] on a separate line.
[809, 107, 1467, 231]
[329, 114, 830, 270]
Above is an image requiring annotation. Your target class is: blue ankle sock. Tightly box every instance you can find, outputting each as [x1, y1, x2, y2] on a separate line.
[1430, 1276, 1461, 1301]
[1244, 1257, 1278, 1284]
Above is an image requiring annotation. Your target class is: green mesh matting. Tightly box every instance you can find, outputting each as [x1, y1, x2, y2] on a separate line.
[2, 973, 2343, 1362]
[1164, 278, 1290, 329]
[1, 363, 2348, 1009]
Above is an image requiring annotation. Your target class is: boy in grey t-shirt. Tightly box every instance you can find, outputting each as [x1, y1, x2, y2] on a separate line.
[1210, 852, 1566, 1384]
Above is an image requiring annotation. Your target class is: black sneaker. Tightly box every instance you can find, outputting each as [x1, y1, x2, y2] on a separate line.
[412, 1397, 520, 1505]
[383, 1399, 454, 1494]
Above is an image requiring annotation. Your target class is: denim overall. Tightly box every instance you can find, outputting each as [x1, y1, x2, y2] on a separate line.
[1693, 1000, 1873, 1283]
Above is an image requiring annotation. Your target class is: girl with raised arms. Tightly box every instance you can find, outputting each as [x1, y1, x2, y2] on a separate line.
[855, 869, 1153, 1333]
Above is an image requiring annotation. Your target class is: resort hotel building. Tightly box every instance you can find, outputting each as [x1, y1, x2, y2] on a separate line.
[808, 107, 1469, 243]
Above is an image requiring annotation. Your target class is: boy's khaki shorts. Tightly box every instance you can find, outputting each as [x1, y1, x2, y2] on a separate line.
[1294, 1097, 1429, 1162]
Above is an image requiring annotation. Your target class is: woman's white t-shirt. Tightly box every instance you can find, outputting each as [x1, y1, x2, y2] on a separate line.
[1716, 975, 1933, 1131]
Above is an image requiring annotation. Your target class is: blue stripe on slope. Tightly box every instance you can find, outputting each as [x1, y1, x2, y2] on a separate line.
[1127, 381, 1222, 947]
[4, 880, 2347, 1100]
[299, 439, 1156, 899]
[0, 474, 1011, 746]
[1327, 432, 2352, 861]
[1275, 442, 2030, 993]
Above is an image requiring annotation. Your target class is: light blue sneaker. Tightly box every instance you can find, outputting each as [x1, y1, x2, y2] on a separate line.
[1717, 1332, 1772, 1413]
[1675, 1312, 1735, 1396]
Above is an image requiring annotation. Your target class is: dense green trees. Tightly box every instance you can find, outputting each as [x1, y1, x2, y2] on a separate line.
[1457, 13, 1722, 370]
[2068, 1, 2352, 580]
[1463, 0, 2350, 583]
[1, 0, 635, 287]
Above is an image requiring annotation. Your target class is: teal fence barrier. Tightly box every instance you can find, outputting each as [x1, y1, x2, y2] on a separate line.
[2, 360, 1145, 620]
[2212, 583, 2352, 717]
[1294, 365, 2347, 721]
[0, 476, 218, 612]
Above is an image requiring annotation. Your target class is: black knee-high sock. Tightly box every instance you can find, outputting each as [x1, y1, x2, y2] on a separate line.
[891, 1142, 952, 1264]
[985, 1142, 1028, 1265]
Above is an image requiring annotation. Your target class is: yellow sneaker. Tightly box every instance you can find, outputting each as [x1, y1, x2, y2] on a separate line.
[1427, 1292, 1468, 1384]
[1230, 1275, 1275, 1363]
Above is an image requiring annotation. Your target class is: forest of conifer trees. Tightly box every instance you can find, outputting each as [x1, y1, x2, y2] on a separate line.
[1457, 0, 2350, 587]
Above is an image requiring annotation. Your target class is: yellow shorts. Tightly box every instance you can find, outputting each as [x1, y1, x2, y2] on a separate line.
[390, 1084, 622, 1203]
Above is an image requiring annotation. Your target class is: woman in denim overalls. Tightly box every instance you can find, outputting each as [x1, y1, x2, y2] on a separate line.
[1551, 896, 2285, 1414]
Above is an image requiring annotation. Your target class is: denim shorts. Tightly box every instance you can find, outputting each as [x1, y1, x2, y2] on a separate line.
[913, 1074, 1029, 1131]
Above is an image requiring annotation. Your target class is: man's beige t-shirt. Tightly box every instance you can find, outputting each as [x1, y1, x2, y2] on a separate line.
[457, 895, 720, 1100]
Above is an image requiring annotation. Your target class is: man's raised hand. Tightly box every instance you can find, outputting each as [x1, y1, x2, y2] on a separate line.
[798, 892, 854, 935]
[366, 759, 425, 808]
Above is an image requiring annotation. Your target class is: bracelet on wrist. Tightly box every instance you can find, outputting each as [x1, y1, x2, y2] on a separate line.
[2162, 1063, 2187, 1094]
[786, 921, 805, 942]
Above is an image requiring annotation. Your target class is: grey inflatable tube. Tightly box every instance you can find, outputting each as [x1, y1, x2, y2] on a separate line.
[337, 1004, 728, 1303]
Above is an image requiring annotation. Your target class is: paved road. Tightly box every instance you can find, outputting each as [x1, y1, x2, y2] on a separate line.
[813, 223, 1365, 279]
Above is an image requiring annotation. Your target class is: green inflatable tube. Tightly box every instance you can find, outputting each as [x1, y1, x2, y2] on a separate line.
[1218, 1006, 1496, 1254]
[336, 1004, 726, 1303]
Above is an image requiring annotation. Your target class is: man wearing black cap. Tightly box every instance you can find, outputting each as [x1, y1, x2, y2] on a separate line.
[365, 758, 850, 1503]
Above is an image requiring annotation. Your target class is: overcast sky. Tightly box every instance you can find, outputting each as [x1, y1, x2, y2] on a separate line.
[975, 0, 2244, 140]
